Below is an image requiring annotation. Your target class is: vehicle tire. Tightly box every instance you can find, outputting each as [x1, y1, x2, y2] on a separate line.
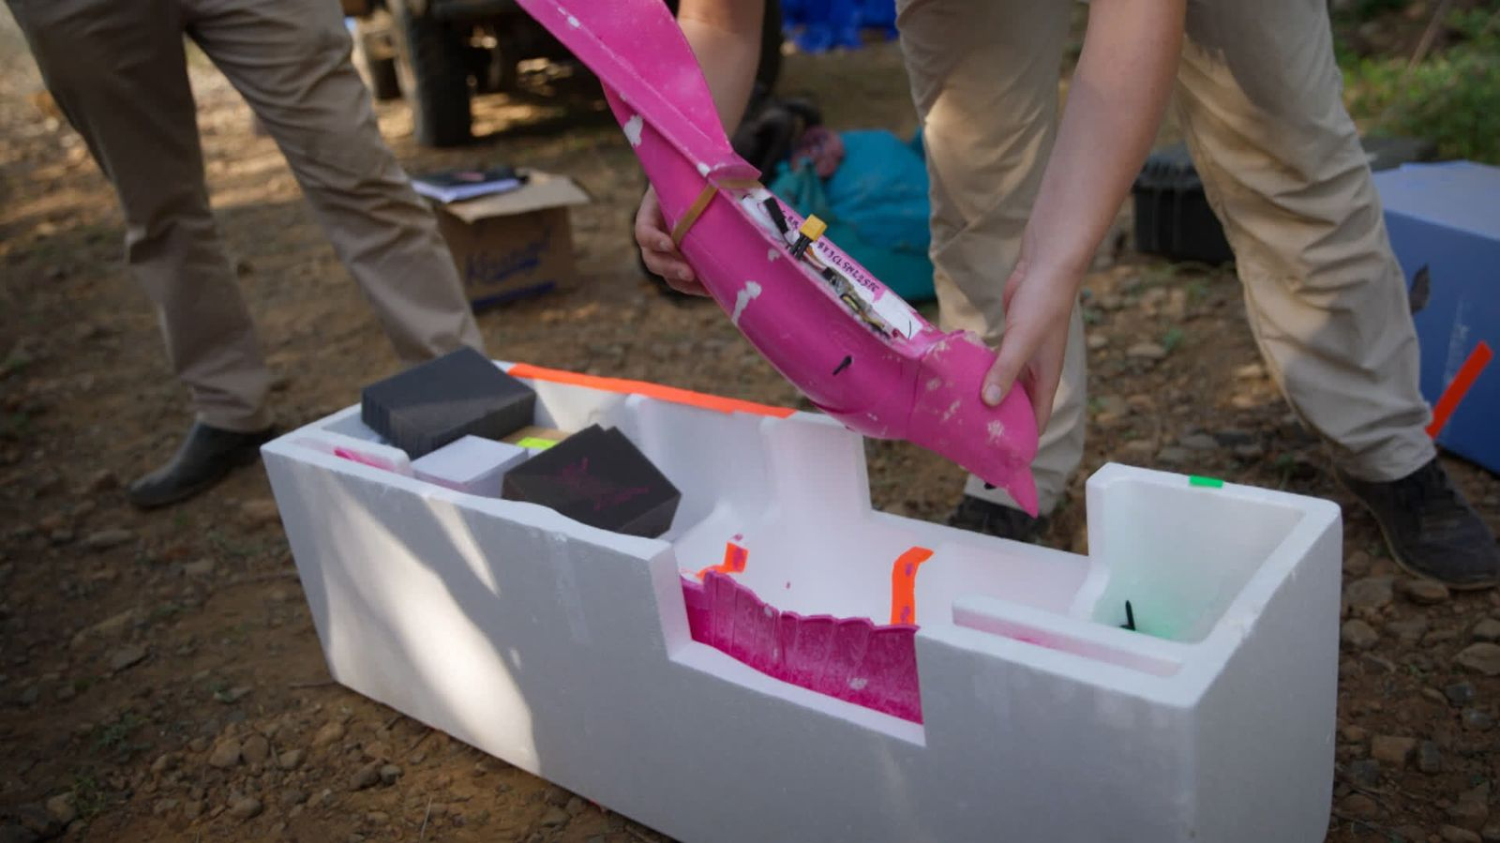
[389, 0, 472, 147]
[352, 12, 402, 101]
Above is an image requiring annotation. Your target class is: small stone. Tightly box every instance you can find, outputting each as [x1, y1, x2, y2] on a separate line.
[184, 801, 204, 820]
[1472, 619, 1500, 643]
[366, 811, 389, 824]
[151, 753, 176, 774]
[1463, 708, 1495, 731]
[1341, 619, 1379, 650]
[352, 762, 381, 790]
[240, 499, 280, 529]
[1446, 682, 1477, 706]
[1427, 628, 1461, 646]
[17, 686, 39, 707]
[1155, 446, 1190, 466]
[1403, 579, 1451, 605]
[1341, 724, 1369, 743]
[313, 720, 346, 748]
[216, 685, 252, 704]
[242, 734, 269, 765]
[182, 559, 215, 578]
[1390, 618, 1431, 645]
[541, 807, 569, 828]
[152, 798, 179, 816]
[227, 793, 262, 821]
[1423, 687, 1449, 705]
[1370, 735, 1417, 766]
[1234, 362, 1266, 379]
[1456, 643, 1500, 676]
[71, 609, 137, 649]
[1481, 825, 1500, 843]
[1341, 793, 1380, 820]
[278, 749, 305, 770]
[1232, 443, 1265, 460]
[1126, 342, 1168, 361]
[1344, 551, 1373, 577]
[1443, 826, 1482, 843]
[279, 789, 308, 808]
[1449, 799, 1489, 831]
[208, 737, 242, 769]
[566, 796, 585, 816]
[85, 470, 118, 493]
[188, 737, 210, 753]
[44, 794, 76, 826]
[108, 645, 147, 672]
[379, 764, 402, 786]
[1179, 433, 1218, 451]
[1344, 577, 1394, 611]
[1086, 334, 1108, 351]
[83, 528, 134, 551]
[1346, 758, 1381, 787]
[1419, 741, 1442, 773]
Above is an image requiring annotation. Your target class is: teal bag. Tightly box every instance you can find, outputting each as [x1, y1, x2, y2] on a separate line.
[768, 129, 935, 302]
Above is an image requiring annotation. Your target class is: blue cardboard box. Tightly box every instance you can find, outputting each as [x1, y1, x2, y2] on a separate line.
[1373, 161, 1500, 473]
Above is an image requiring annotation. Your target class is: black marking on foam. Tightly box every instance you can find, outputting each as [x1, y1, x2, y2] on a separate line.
[832, 355, 852, 376]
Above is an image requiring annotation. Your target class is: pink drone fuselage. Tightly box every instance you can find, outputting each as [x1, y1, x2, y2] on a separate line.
[517, 0, 1039, 514]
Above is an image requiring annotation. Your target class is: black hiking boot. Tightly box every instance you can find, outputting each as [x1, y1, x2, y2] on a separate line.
[1338, 457, 1500, 590]
[127, 421, 278, 509]
[947, 495, 1051, 544]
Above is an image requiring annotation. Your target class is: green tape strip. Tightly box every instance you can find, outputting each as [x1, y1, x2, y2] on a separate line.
[1189, 475, 1224, 488]
[517, 437, 559, 450]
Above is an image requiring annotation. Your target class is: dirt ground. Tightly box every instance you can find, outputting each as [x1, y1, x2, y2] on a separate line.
[2, 11, 1499, 843]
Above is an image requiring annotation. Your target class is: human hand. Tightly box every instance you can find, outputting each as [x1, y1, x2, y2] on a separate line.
[980, 238, 1083, 432]
[635, 187, 708, 296]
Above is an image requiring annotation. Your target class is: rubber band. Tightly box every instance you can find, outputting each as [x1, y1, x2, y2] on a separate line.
[669, 179, 765, 248]
[670, 183, 720, 248]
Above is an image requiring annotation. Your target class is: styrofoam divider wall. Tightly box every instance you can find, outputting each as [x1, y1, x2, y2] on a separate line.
[263, 366, 1341, 842]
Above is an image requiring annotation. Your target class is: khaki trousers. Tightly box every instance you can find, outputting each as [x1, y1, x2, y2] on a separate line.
[897, 0, 1435, 514]
[9, 0, 484, 432]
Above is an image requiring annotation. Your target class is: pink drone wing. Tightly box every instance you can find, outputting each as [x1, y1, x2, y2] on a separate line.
[517, 0, 1039, 514]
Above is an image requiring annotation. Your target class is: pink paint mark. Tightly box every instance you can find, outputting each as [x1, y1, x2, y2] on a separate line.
[680, 572, 924, 723]
[333, 447, 394, 471]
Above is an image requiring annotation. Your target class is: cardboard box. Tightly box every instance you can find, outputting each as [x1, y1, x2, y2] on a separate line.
[1373, 161, 1500, 473]
[430, 170, 591, 311]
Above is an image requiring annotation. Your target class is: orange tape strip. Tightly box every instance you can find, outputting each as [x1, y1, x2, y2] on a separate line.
[506, 363, 795, 419]
[696, 542, 749, 580]
[1426, 340, 1493, 438]
[889, 546, 936, 626]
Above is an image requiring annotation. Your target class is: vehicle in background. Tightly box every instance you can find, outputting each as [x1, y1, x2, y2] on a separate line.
[342, 0, 784, 148]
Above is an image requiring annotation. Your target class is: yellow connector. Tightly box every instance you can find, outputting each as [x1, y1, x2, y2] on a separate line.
[791, 215, 827, 259]
[798, 215, 827, 241]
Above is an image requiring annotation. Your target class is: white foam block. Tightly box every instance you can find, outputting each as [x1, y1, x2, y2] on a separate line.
[411, 435, 527, 497]
[261, 367, 1341, 843]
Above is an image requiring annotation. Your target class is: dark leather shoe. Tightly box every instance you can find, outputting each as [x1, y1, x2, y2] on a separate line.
[127, 422, 277, 509]
[947, 494, 1050, 544]
[1338, 458, 1500, 590]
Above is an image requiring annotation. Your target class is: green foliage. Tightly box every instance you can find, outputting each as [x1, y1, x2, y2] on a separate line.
[1161, 327, 1186, 354]
[91, 711, 146, 759]
[1343, 9, 1500, 164]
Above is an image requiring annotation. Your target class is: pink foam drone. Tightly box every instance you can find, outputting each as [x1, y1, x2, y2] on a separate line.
[517, 0, 1039, 514]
